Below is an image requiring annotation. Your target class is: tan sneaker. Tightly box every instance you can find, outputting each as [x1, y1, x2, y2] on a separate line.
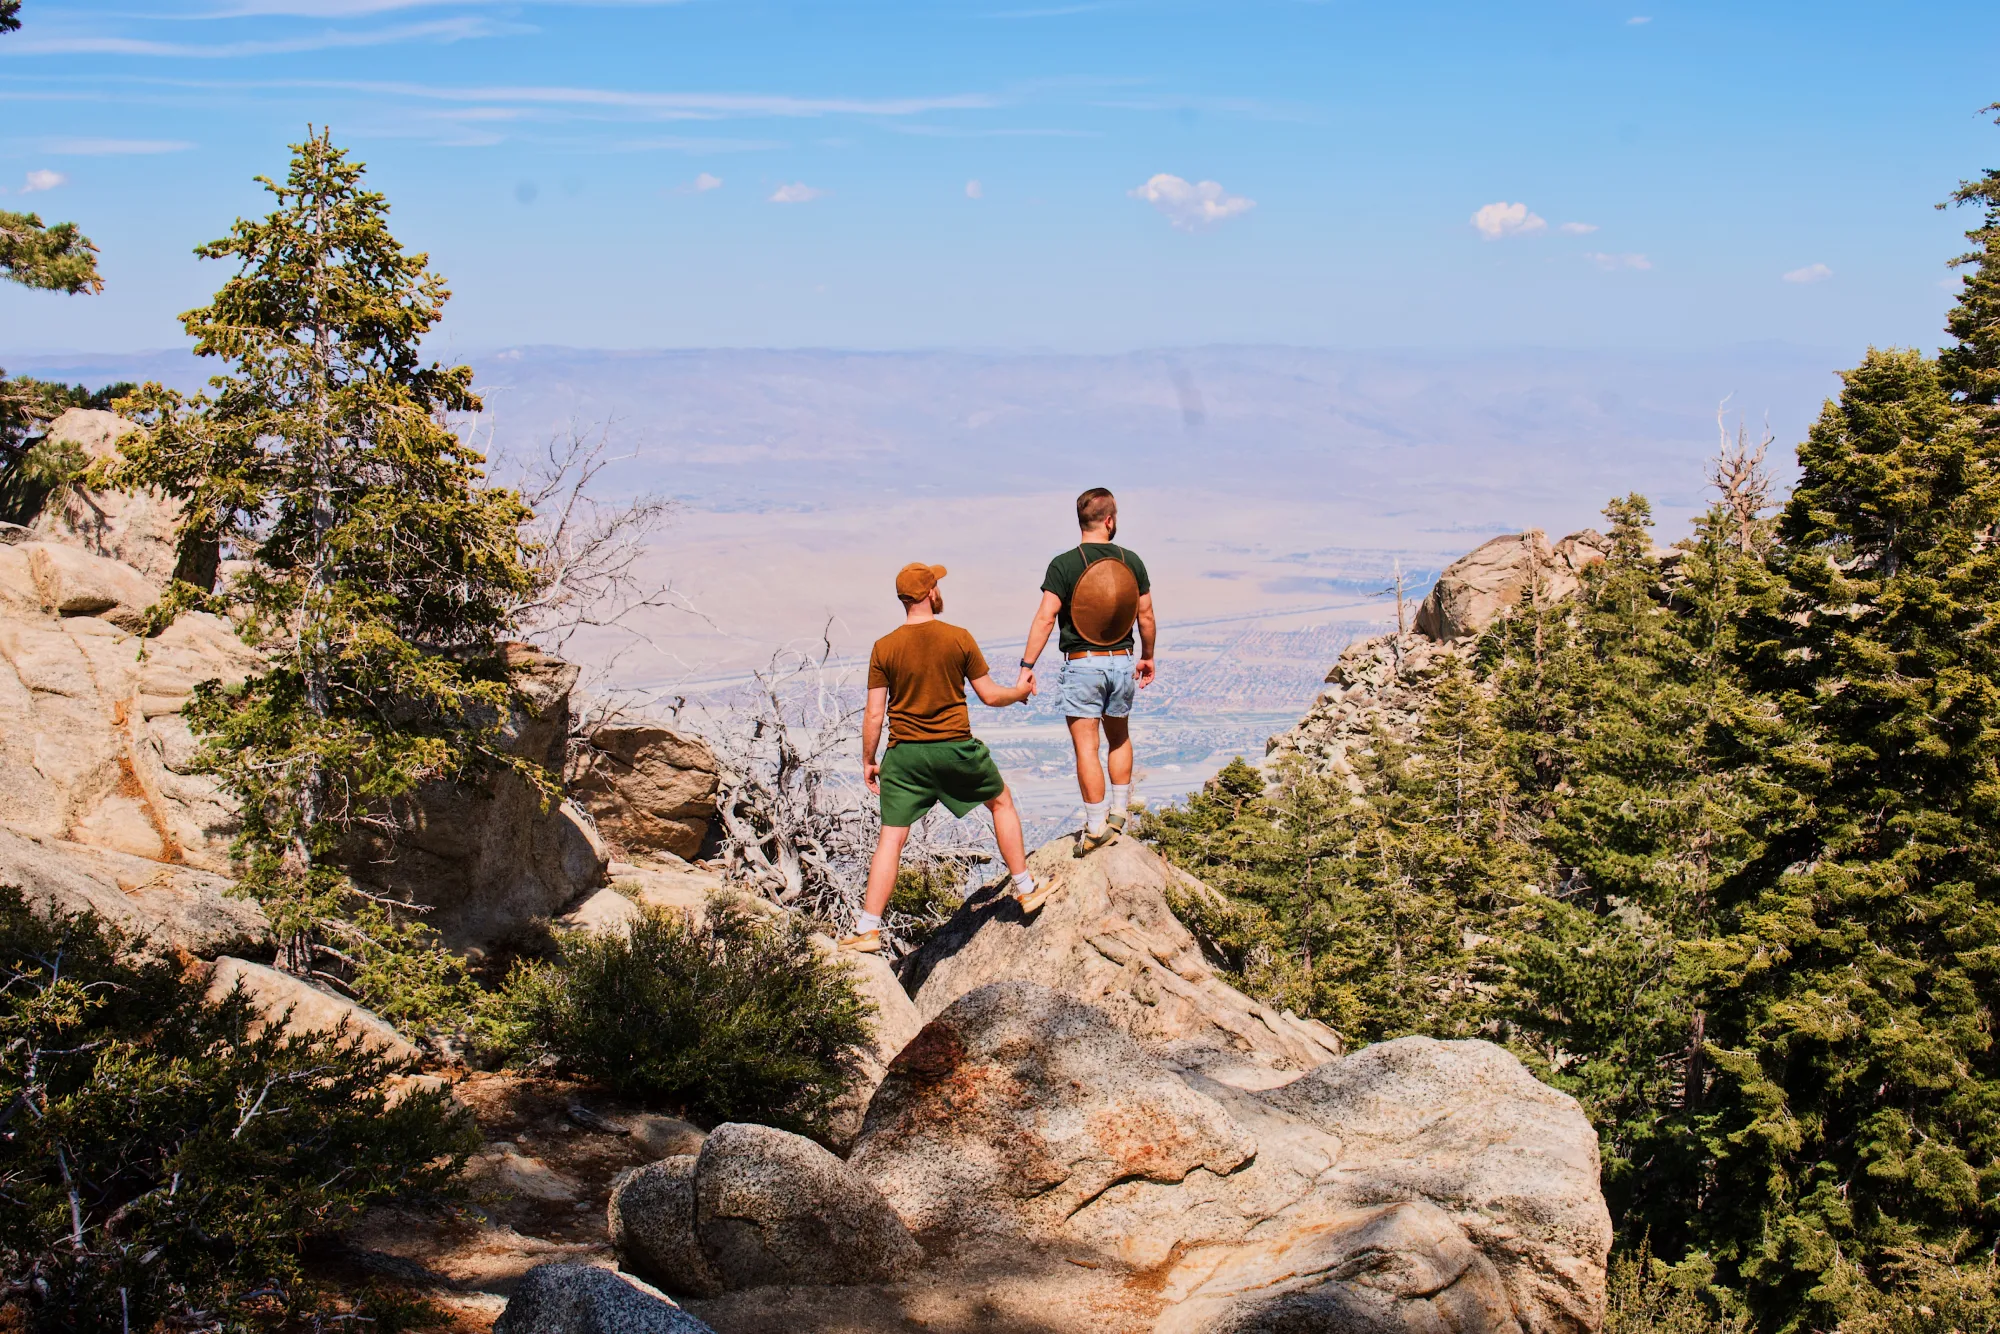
[838, 929, 883, 953]
[1073, 824, 1120, 857]
[1013, 881, 1053, 915]
[1106, 810, 1129, 834]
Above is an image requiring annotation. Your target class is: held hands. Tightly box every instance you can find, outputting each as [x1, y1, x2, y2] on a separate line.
[864, 760, 881, 794]
[1135, 657, 1157, 687]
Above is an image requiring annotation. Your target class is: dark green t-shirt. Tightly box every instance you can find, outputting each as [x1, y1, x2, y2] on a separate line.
[1041, 543, 1151, 654]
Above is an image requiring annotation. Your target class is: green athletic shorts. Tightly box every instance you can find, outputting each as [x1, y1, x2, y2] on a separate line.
[878, 738, 1006, 828]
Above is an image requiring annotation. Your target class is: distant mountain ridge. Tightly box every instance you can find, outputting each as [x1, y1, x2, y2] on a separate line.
[7, 342, 1845, 523]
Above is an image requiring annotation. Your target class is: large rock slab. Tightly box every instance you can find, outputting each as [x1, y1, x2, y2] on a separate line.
[849, 980, 1257, 1245]
[0, 607, 253, 873]
[495, 1263, 717, 1334]
[1261, 1037, 1611, 1334]
[568, 724, 719, 860]
[343, 644, 609, 953]
[827, 947, 925, 1153]
[24, 541, 158, 633]
[1156, 1200, 1523, 1334]
[0, 823, 267, 958]
[613, 1123, 920, 1298]
[902, 837, 1341, 1088]
[26, 409, 187, 587]
[1412, 529, 1609, 643]
[207, 955, 421, 1063]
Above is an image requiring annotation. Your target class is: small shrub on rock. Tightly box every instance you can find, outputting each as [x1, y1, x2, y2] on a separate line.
[487, 898, 873, 1137]
[0, 887, 477, 1332]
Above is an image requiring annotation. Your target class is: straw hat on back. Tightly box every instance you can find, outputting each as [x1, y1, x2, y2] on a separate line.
[1071, 546, 1140, 646]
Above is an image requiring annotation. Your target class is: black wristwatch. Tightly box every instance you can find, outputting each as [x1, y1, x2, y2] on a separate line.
[1019, 659, 1036, 669]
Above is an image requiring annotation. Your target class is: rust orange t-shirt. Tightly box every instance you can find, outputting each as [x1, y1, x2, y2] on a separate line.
[867, 620, 990, 745]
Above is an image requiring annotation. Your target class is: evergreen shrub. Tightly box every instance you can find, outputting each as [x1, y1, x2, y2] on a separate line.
[0, 888, 476, 1332]
[486, 898, 874, 1138]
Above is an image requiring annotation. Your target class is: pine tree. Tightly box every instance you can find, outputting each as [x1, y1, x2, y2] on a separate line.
[1697, 347, 2000, 1331]
[117, 132, 544, 1026]
[1941, 103, 2000, 414]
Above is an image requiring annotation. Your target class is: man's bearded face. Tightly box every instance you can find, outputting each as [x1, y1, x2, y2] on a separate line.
[930, 588, 945, 614]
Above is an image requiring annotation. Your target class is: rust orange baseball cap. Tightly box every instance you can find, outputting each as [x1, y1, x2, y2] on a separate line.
[895, 562, 947, 601]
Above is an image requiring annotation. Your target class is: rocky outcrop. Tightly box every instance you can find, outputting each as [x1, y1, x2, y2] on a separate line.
[494, 1263, 717, 1334]
[902, 837, 1342, 1089]
[568, 724, 720, 860]
[26, 409, 187, 586]
[840, 980, 1608, 1334]
[1267, 529, 1610, 782]
[1412, 529, 1609, 643]
[0, 823, 267, 958]
[0, 600, 257, 872]
[828, 947, 926, 1152]
[1, 453, 605, 961]
[342, 645, 610, 954]
[207, 955, 422, 1063]
[612, 1124, 921, 1298]
[1261, 1037, 1611, 1333]
[1262, 630, 1458, 784]
[851, 981, 1257, 1245]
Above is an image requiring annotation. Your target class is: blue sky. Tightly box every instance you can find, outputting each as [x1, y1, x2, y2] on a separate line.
[2, 0, 1997, 354]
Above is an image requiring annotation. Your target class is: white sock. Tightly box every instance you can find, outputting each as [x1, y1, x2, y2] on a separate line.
[1109, 784, 1131, 815]
[1012, 871, 1037, 899]
[1084, 800, 1108, 835]
[855, 911, 882, 933]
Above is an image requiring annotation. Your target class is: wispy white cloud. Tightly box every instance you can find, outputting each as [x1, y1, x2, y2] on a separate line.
[612, 136, 779, 153]
[1585, 251, 1652, 270]
[1472, 201, 1546, 239]
[1557, 221, 1599, 235]
[42, 137, 195, 154]
[768, 181, 823, 203]
[271, 80, 999, 119]
[885, 124, 1094, 138]
[1129, 173, 1254, 231]
[965, 179, 983, 199]
[1628, 15, 1652, 24]
[684, 171, 723, 193]
[3, 17, 516, 58]
[1783, 262, 1833, 284]
[21, 170, 67, 193]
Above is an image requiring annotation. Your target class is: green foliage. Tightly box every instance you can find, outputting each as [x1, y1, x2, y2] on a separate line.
[1941, 103, 2000, 414]
[1148, 339, 2000, 1329]
[0, 2, 19, 35]
[0, 211, 102, 296]
[1692, 346, 2000, 1332]
[114, 131, 545, 1027]
[486, 899, 875, 1138]
[887, 863, 965, 950]
[0, 376, 134, 524]
[1142, 655, 1542, 1046]
[1604, 1241, 1749, 1334]
[0, 886, 476, 1332]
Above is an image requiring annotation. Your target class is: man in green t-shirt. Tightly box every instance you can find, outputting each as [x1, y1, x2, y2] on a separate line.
[839, 561, 1041, 954]
[1019, 487, 1157, 854]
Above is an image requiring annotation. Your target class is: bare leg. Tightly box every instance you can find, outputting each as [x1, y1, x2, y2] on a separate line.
[1104, 715, 1133, 786]
[1067, 716, 1106, 804]
[984, 787, 1029, 878]
[861, 824, 911, 919]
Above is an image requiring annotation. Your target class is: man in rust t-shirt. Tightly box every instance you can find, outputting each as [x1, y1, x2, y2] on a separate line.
[839, 563, 1044, 953]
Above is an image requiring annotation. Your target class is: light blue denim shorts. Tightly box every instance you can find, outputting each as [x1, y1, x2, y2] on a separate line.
[1059, 653, 1136, 719]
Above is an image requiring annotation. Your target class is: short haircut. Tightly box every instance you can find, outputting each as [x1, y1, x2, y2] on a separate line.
[1076, 487, 1117, 529]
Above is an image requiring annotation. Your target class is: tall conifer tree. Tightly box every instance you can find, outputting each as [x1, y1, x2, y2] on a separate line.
[1698, 347, 2000, 1330]
[119, 132, 543, 1021]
